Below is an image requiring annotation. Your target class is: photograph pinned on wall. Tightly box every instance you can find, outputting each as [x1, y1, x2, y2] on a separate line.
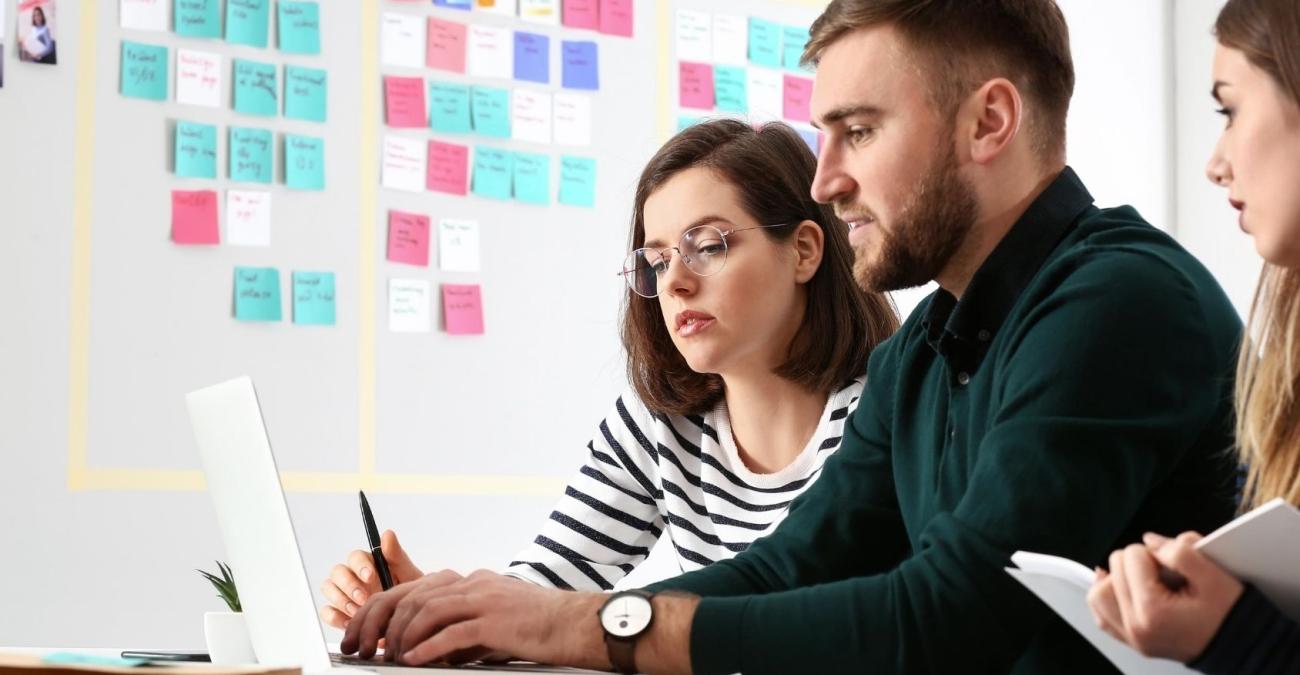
[17, 0, 57, 65]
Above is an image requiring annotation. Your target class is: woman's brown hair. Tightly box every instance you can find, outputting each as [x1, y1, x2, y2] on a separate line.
[621, 119, 898, 416]
[1217, 0, 1300, 508]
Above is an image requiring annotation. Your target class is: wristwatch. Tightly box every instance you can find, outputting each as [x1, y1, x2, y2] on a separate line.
[598, 590, 655, 674]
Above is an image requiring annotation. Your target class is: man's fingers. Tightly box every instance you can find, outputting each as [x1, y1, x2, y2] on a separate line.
[402, 619, 487, 666]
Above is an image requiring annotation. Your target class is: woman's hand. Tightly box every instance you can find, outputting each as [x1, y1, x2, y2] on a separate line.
[320, 530, 425, 630]
[1086, 531, 1244, 663]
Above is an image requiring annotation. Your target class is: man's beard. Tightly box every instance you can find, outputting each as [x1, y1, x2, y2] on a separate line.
[850, 142, 979, 293]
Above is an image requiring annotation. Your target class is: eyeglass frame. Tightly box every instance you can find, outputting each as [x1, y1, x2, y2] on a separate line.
[617, 222, 794, 298]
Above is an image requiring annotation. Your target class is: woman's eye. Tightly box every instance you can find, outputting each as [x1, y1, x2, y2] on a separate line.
[1215, 107, 1235, 127]
[697, 244, 725, 257]
[650, 260, 669, 274]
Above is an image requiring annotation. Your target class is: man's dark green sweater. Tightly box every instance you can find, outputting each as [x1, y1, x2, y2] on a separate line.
[646, 168, 1243, 674]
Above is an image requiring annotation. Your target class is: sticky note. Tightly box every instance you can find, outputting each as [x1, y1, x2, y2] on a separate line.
[175, 0, 221, 38]
[382, 135, 427, 192]
[427, 18, 467, 73]
[748, 18, 782, 68]
[382, 13, 426, 68]
[429, 82, 472, 133]
[434, 0, 472, 10]
[783, 75, 813, 123]
[292, 272, 335, 326]
[389, 279, 431, 333]
[42, 654, 147, 668]
[520, 0, 560, 26]
[468, 25, 512, 79]
[512, 152, 551, 205]
[387, 211, 431, 266]
[226, 0, 270, 48]
[442, 284, 484, 335]
[511, 88, 552, 144]
[229, 127, 274, 184]
[562, 0, 598, 30]
[475, 0, 518, 16]
[176, 48, 222, 107]
[598, 0, 633, 37]
[675, 9, 711, 63]
[385, 75, 427, 128]
[233, 59, 278, 117]
[121, 41, 169, 101]
[121, 0, 169, 31]
[783, 25, 810, 71]
[553, 93, 591, 146]
[712, 14, 747, 66]
[714, 65, 747, 113]
[677, 116, 699, 132]
[747, 68, 783, 121]
[427, 141, 470, 195]
[513, 31, 549, 84]
[284, 66, 327, 122]
[175, 121, 217, 179]
[797, 127, 819, 156]
[226, 189, 271, 246]
[471, 86, 511, 138]
[278, 2, 320, 55]
[561, 40, 598, 90]
[234, 267, 282, 322]
[679, 62, 714, 109]
[438, 218, 480, 272]
[472, 146, 513, 200]
[171, 190, 219, 244]
[285, 135, 325, 190]
[558, 155, 596, 208]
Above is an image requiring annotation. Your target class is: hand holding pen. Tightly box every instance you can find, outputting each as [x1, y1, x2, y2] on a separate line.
[318, 492, 426, 630]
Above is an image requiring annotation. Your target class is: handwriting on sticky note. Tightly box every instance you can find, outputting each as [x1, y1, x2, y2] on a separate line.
[284, 65, 327, 122]
[427, 141, 470, 195]
[176, 0, 221, 38]
[511, 88, 552, 144]
[389, 279, 431, 333]
[285, 135, 325, 190]
[562, 0, 598, 30]
[226, 0, 271, 48]
[748, 17, 782, 68]
[468, 25, 513, 79]
[558, 155, 596, 208]
[561, 41, 599, 90]
[471, 86, 512, 137]
[427, 17, 468, 73]
[599, 0, 633, 37]
[675, 9, 711, 63]
[438, 219, 480, 272]
[387, 210, 431, 267]
[678, 61, 714, 109]
[382, 12, 426, 68]
[292, 271, 335, 326]
[234, 267, 282, 322]
[226, 190, 272, 246]
[121, 41, 169, 101]
[783, 75, 813, 123]
[430, 82, 472, 133]
[512, 151, 551, 205]
[472, 146, 513, 200]
[443, 284, 485, 335]
[714, 65, 747, 113]
[278, 2, 321, 55]
[553, 93, 591, 146]
[230, 127, 274, 184]
[513, 31, 550, 84]
[382, 135, 427, 192]
[233, 59, 278, 116]
[385, 75, 427, 128]
[175, 121, 218, 179]
[171, 190, 220, 245]
[712, 14, 747, 66]
[176, 48, 222, 107]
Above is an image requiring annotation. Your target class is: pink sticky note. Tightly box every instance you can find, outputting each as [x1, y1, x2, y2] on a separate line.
[387, 211, 431, 266]
[427, 141, 469, 195]
[783, 75, 813, 123]
[562, 0, 599, 30]
[443, 284, 484, 335]
[598, 0, 633, 37]
[427, 18, 468, 73]
[385, 76, 428, 128]
[679, 62, 714, 109]
[171, 190, 219, 245]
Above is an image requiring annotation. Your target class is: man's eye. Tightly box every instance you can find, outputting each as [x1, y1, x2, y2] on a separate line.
[848, 127, 875, 144]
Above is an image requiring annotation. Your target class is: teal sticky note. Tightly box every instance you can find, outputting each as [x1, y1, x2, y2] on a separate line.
[748, 18, 782, 68]
[120, 41, 169, 101]
[175, 0, 222, 38]
[429, 82, 472, 134]
[234, 59, 279, 117]
[714, 66, 748, 113]
[229, 127, 274, 184]
[783, 25, 811, 71]
[512, 152, 551, 205]
[284, 65, 327, 122]
[278, 2, 320, 55]
[292, 271, 335, 326]
[471, 146, 513, 200]
[175, 121, 218, 179]
[226, 0, 270, 47]
[285, 134, 325, 190]
[558, 155, 596, 208]
[677, 116, 700, 132]
[43, 654, 148, 668]
[470, 86, 511, 138]
[234, 267, 282, 322]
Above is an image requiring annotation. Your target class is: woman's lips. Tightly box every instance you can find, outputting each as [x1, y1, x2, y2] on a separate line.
[675, 311, 716, 337]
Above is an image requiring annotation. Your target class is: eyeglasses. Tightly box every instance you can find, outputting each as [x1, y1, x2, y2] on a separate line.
[619, 223, 790, 298]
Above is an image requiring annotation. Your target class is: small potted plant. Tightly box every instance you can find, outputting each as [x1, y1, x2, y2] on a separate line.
[198, 561, 256, 664]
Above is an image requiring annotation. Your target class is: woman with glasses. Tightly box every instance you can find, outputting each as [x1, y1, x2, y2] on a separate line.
[319, 119, 898, 625]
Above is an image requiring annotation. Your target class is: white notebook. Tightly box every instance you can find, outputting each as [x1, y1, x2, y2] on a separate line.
[1006, 498, 1300, 675]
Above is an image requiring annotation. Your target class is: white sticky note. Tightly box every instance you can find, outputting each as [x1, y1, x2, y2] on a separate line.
[468, 24, 513, 79]
[477, 0, 518, 15]
[712, 14, 748, 66]
[382, 135, 427, 193]
[675, 9, 712, 63]
[121, 0, 169, 31]
[553, 93, 592, 146]
[389, 279, 432, 333]
[439, 218, 481, 272]
[382, 12, 426, 68]
[226, 190, 272, 247]
[747, 68, 784, 122]
[512, 88, 553, 144]
[176, 49, 223, 108]
[519, 0, 560, 25]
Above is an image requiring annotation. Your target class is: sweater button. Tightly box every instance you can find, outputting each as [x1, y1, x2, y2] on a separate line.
[957, 372, 971, 386]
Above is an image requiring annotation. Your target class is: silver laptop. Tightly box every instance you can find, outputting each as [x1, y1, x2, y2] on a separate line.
[186, 376, 593, 674]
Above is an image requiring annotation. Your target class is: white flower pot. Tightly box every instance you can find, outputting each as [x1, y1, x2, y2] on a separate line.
[203, 611, 257, 665]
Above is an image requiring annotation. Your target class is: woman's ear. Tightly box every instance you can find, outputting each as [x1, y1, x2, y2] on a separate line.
[793, 219, 824, 284]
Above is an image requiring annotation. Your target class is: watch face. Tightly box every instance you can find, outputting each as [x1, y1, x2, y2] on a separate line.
[601, 593, 653, 638]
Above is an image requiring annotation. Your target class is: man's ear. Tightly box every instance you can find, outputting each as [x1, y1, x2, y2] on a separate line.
[960, 78, 1023, 165]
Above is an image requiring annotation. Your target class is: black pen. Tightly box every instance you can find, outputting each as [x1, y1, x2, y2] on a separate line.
[359, 490, 394, 591]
